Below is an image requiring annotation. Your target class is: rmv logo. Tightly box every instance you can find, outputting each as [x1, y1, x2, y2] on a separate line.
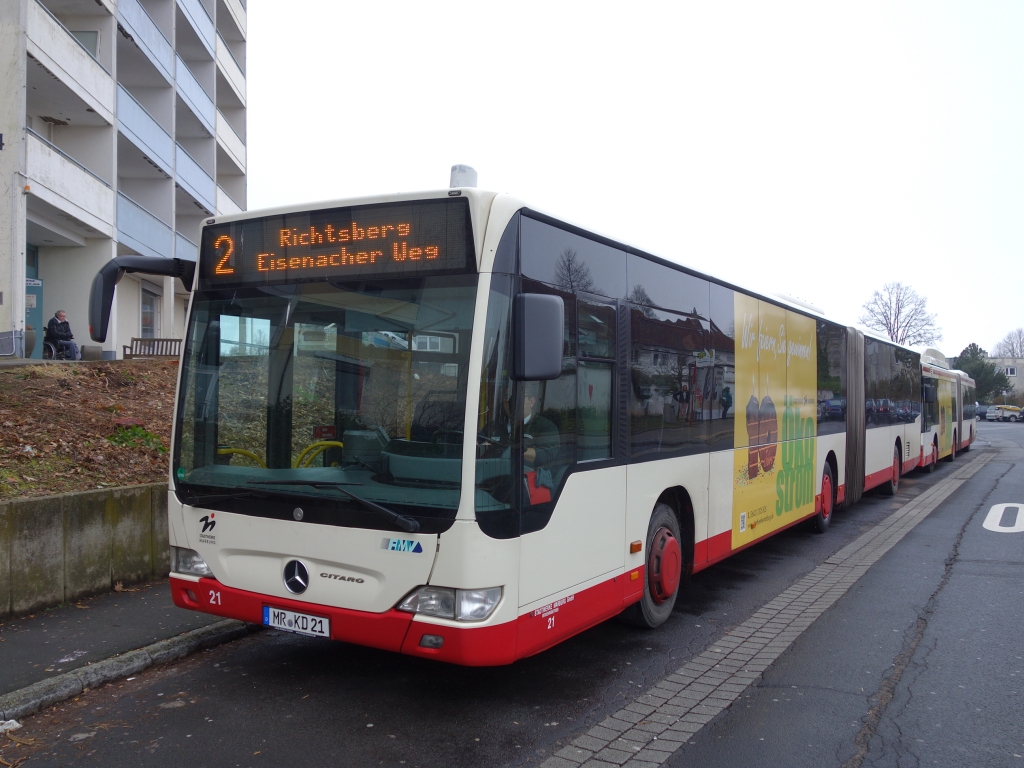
[381, 538, 423, 553]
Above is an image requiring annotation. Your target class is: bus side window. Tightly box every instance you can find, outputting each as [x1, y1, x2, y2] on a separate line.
[577, 296, 615, 462]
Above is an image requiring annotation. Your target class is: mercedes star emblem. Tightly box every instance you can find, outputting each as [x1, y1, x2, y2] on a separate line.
[283, 560, 309, 594]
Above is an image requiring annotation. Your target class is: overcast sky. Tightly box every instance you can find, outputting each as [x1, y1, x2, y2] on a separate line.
[246, 1, 1023, 358]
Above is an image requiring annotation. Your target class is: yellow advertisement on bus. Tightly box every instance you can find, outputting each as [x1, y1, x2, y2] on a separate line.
[938, 378, 953, 457]
[732, 296, 818, 548]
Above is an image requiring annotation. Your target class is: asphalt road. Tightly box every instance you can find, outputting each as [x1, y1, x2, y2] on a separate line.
[6, 423, 1022, 767]
[671, 423, 1024, 768]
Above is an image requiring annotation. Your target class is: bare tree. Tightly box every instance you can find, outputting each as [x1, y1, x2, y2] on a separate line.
[859, 282, 942, 346]
[993, 328, 1024, 358]
[629, 284, 657, 318]
[553, 249, 594, 294]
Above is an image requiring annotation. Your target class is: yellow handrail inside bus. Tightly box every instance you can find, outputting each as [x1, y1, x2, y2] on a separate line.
[217, 448, 267, 468]
[293, 441, 345, 468]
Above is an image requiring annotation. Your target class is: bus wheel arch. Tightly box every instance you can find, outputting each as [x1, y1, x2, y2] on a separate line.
[945, 430, 957, 462]
[926, 437, 938, 473]
[620, 488, 692, 629]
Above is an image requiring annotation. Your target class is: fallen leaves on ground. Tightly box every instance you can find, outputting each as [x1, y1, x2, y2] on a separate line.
[0, 361, 177, 500]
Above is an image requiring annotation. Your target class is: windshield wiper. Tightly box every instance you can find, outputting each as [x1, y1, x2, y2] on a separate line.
[246, 480, 420, 533]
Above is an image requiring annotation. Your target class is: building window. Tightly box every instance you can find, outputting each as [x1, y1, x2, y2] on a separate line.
[70, 31, 98, 57]
[1006, 367, 1017, 377]
[141, 290, 160, 338]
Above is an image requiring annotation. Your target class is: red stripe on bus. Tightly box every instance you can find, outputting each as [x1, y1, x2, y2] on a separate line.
[172, 570, 651, 666]
[514, 572, 642, 660]
[864, 465, 894, 492]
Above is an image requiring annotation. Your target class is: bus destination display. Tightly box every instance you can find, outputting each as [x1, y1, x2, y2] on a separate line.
[199, 198, 474, 285]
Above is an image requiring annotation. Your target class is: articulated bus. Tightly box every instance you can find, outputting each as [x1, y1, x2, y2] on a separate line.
[89, 186, 976, 665]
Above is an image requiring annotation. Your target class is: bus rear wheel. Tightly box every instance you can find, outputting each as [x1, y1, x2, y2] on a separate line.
[810, 464, 835, 533]
[882, 446, 900, 496]
[926, 443, 937, 473]
[945, 432, 957, 462]
[620, 503, 684, 629]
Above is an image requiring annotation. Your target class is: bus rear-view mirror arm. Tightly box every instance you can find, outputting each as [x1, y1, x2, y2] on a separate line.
[89, 257, 196, 342]
[513, 293, 564, 381]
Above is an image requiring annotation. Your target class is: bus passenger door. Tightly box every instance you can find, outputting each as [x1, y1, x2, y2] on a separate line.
[518, 294, 626, 634]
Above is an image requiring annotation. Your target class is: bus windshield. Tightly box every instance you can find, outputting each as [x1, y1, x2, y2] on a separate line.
[173, 274, 478, 529]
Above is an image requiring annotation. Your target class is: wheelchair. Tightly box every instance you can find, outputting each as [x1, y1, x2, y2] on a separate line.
[41, 339, 75, 361]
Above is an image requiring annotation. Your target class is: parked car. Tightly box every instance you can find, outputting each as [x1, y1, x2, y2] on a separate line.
[976, 404, 991, 421]
[987, 405, 1022, 422]
[824, 398, 847, 419]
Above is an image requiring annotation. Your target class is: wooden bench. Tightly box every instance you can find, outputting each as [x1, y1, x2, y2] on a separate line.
[122, 337, 182, 360]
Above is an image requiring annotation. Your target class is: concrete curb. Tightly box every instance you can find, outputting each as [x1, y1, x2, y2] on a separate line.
[0, 619, 259, 721]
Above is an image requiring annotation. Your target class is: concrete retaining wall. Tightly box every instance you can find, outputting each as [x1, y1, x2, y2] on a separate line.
[0, 483, 169, 618]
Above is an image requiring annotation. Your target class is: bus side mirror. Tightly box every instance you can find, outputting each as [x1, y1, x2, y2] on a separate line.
[923, 385, 937, 403]
[88, 257, 195, 342]
[514, 293, 564, 381]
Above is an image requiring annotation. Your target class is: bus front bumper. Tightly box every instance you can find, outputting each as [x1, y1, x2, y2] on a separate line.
[169, 575, 518, 666]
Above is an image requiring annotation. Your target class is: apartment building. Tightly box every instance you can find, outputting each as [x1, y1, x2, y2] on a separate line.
[0, 0, 246, 359]
[986, 356, 1023, 399]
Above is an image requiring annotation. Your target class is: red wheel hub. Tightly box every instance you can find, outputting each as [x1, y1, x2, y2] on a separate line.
[648, 527, 682, 605]
[821, 473, 833, 520]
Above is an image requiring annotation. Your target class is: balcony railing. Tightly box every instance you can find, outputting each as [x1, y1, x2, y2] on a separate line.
[118, 0, 174, 83]
[215, 33, 246, 103]
[117, 85, 174, 174]
[216, 185, 243, 215]
[175, 144, 215, 213]
[26, 129, 115, 237]
[176, 56, 215, 134]
[117, 193, 173, 260]
[221, 0, 247, 38]
[215, 109, 245, 172]
[27, 0, 114, 120]
[175, 232, 198, 261]
[177, 0, 215, 54]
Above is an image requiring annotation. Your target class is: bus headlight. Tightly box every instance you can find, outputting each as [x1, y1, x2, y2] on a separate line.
[398, 586, 502, 622]
[456, 588, 502, 621]
[172, 546, 213, 577]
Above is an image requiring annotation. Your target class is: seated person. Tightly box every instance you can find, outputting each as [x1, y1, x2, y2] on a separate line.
[45, 310, 80, 360]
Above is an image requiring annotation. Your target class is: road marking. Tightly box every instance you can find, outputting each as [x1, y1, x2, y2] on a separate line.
[982, 503, 1024, 533]
[542, 451, 995, 768]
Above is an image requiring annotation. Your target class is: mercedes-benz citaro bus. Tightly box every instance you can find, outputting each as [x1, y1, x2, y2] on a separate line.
[88, 178, 975, 665]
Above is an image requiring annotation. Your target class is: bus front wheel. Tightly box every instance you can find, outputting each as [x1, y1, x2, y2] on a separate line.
[620, 503, 685, 629]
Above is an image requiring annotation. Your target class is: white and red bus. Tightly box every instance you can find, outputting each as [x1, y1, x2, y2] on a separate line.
[88, 183, 975, 665]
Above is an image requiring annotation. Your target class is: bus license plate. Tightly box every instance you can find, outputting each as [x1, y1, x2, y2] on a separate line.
[263, 606, 330, 638]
